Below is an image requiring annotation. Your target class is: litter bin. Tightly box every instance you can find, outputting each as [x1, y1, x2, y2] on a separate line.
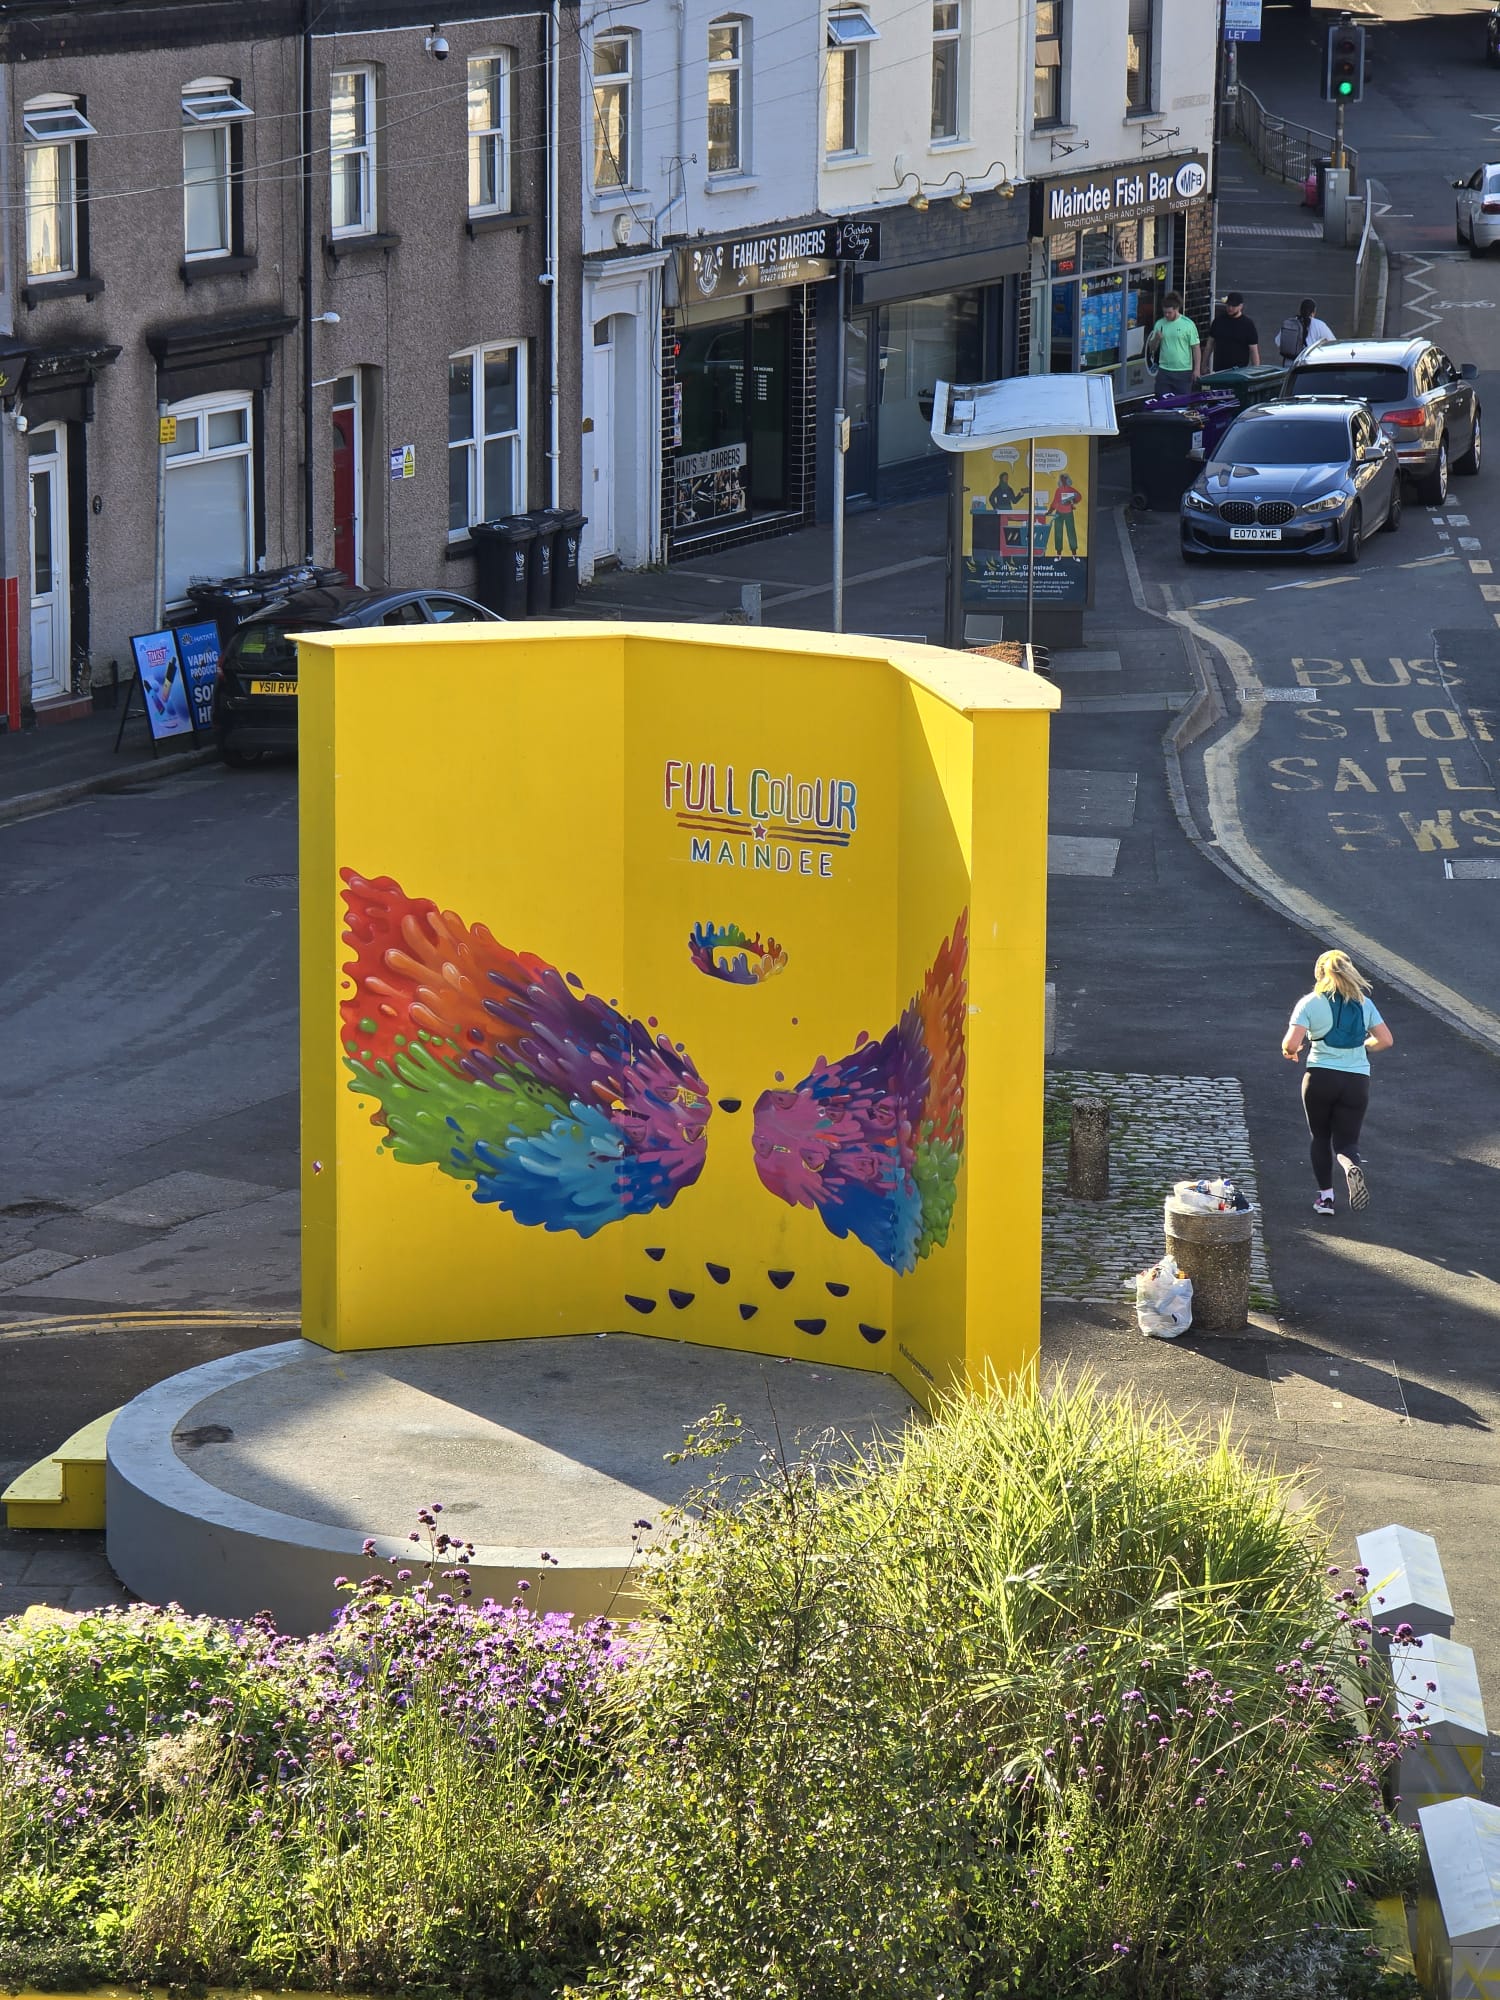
[523, 509, 561, 615]
[471, 516, 537, 619]
[1201, 363, 1290, 409]
[1313, 154, 1334, 211]
[547, 509, 588, 609]
[1124, 405, 1215, 511]
[1163, 1194, 1253, 1332]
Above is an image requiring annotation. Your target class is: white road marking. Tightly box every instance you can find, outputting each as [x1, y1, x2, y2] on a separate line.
[1459, 536, 1483, 549]
[1265, 575, 1359, 592]
[1471, 559, 1493, 574]
[1401, 553, 1460, 568]
[1448, 514, 1472, 526]
[1187, 596, 1254, 610]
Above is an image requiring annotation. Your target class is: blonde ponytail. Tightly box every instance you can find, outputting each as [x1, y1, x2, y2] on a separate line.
[1313, 950, 1372, 1004]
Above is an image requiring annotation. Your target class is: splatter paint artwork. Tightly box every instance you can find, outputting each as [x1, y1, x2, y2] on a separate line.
[688, 921, 788, 985]
[750, 913, 967, 1274]
[340, 871, 710, 1237]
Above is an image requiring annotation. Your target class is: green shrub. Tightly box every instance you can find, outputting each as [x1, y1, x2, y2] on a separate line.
[586, 1375, 1405, 2000]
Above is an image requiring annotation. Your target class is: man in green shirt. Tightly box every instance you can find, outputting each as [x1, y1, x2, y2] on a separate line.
[1147, 292, 1201, 395]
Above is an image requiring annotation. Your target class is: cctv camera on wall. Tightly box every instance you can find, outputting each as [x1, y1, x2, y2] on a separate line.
[425, 27, 449, 58]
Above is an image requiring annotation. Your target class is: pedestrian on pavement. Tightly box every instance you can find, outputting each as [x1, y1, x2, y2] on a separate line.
[1146, 293, 1201, 395]
[1205, 291, 1261, 370]
[1280, 949, 1394, 1216]
[1276, 298, 1337, 362]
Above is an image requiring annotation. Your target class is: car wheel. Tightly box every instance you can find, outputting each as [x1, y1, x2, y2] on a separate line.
[1181, 544, 1206, 564]
[1456, 407, 1483, 475]
[1340, 506, 1364, 565]
[1471, 220, 1487, 259]
[1383, 481, 1403, 533]
[1459, 217, 1470, 246]
[1417, 437, 1450, 506]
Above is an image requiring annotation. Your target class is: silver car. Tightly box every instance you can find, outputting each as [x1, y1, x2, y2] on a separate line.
[1180, 397, 1400, 564]
[1454, 163, 1500, 253]
[1280, 335, 1480, 504]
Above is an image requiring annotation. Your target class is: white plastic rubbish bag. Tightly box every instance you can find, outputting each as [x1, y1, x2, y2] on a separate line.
[1172, 1177, 1250, 1214]
[1134, 1254, 1194, 1339]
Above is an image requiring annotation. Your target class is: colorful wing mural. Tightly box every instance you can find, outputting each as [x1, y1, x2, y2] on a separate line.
[750, 913, 967, 1274]
[340, 871, 711, 1237]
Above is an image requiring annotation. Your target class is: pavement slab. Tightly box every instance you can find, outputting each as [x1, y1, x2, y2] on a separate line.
[9, 1192, 299, 1309]
[89, 1170, 278, 1230]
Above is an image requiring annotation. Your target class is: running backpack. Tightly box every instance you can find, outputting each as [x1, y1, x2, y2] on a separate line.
[1276, 315, 1305, 361]
[1313, 993, 1367, 1049]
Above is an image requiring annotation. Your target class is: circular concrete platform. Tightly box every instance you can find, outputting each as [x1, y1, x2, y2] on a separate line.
[105, 1335, 916, 1632]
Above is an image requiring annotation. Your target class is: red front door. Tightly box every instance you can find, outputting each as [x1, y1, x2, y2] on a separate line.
[331, 401, 357, 583]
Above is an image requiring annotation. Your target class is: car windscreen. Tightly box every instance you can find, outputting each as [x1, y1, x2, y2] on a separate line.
[226, 622, 301, 672]
[1284, 364, 1408, 404]
[1216, 417, 1350, 465]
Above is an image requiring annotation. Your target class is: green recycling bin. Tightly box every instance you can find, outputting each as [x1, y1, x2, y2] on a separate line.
[1200, 363, 1289, 410]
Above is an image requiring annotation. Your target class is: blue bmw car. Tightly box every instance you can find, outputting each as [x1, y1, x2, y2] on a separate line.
[1180, 396, 1401, 564]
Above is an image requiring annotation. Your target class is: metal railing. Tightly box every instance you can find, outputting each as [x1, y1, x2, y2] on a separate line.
[1227, 82, 1358, 196]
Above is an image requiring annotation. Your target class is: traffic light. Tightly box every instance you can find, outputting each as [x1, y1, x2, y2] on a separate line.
[1322, 17, 1365, 103]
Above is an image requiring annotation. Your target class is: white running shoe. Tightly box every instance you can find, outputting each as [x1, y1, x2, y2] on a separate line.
[1313, 1193, 1336, 1217]
[1342, 1159, 1369, 1211]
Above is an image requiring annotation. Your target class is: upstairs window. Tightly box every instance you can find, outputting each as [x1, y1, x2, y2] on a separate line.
[182, 78, 252, 259]
[707, 20, 744, 176]
[826, 10, 877, 159]
[331, 67, 376, 235]
[24, 95, 95, 280]
[1034, 0, 1063, 125]
[592, 33, 635, 189]
[1126, 0, 1156, 112]
[467, 53, 510, 214]
[931, 1, 961, 141]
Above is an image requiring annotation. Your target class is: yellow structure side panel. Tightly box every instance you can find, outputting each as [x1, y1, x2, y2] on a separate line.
[298, 623, 1055, 1403]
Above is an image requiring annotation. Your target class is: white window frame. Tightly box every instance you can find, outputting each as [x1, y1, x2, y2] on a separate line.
[1033, 0, 1064, 127]
[467, 51, 510, 216]
[24, 94, 94, 281]
[930, 0, 963, 143]
[163, 391, 256, 608]
[181, 79, 250, 261]
[591, 32, 636, 192]
[331, 66, 376, 237]
[706, 17, 745, 178]
[825, 12, 877, 161]
[448, 342, 527, 539]
[1126, 0, 1157, 114]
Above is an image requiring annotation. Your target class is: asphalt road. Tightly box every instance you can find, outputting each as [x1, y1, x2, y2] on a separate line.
[1165, 0, 1500, 1041]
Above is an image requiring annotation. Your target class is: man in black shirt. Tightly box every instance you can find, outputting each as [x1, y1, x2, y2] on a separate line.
[1204, 292, 1261, 370]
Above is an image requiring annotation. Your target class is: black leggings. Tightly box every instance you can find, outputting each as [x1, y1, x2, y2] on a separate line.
[1301, 1069, 1371, 1188]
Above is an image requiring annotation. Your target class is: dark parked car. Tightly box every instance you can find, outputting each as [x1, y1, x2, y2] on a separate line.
[1487, 5, 1500, 63]
[1279, 336, 1480, 504]
[212, 585, 500, 764]
[1180, 397, 1401, 564]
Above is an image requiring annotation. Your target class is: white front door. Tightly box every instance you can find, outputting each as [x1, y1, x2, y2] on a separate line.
[591, 322, 616, 560]
[27, 427, 69, 702]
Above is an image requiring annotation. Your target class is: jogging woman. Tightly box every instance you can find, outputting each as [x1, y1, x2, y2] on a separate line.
[1281, 950, 1394, 1216]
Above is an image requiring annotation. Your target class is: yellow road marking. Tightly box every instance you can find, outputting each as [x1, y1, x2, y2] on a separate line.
[1398, 553, 1459, 569]
[0, 1307, 299, 1341]
[1265, 575, 1359, 592]
[1470, 558, 1492, 574]
[1187, 596, 1254, 610]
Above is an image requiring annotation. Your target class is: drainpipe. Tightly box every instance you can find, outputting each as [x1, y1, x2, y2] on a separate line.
[545, 0, 561, 507]
[301, 0, 316, 562]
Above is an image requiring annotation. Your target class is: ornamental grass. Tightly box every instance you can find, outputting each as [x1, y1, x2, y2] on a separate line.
[0, 1377, 1420, 1999]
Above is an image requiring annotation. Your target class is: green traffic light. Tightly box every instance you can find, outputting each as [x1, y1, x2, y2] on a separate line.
[1337, 79, 1353, 95]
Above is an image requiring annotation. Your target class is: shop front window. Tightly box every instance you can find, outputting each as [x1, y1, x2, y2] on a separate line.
[874, 291, 981, 470]
[1044, 215, 1177, 389]
[674, 308, 789, 532]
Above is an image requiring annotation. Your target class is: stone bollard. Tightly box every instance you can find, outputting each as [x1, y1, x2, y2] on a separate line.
[1390, 1635, 1487, 1826]
[1415, 1795, 1500, 1998]
[1355, 1523, 1455, 1652]
[1066, 1096, 1110, 1200]
[1162, 1196, 1252, 1332]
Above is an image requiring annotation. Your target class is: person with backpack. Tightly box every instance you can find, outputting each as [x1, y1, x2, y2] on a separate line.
[1276, 298, 1337, 363]
[1281, 950, 1394, 1215]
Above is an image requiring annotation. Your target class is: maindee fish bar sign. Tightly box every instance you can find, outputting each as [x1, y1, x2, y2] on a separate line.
[1043, 155, 1209, 234]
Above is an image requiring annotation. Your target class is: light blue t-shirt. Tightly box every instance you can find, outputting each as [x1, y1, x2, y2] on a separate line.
[1291, 992, 1383, 1075]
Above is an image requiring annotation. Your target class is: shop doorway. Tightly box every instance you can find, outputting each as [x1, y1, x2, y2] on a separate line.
[331, 374, 363, 585]
[674, 307, 791, 536]
[843, 311, 874, 500]
[591, 320, 617, 561]
[27, 424, 69, 703]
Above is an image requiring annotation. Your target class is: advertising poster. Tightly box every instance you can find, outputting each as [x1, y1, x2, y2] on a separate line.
[960, 436, 1091, 608]
[129, 630, 194, 741]
[174, 620, 221, 733]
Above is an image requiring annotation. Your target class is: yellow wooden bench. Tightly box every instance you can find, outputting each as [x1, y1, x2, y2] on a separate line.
[2, 1408, 121, 1529]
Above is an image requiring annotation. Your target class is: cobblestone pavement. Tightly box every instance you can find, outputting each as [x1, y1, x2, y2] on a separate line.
[1042, 1070, 1275, 1311]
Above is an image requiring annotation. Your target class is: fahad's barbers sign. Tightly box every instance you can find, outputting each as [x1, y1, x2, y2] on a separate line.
[679, 221, 881, 300]
[1040, 155, 1209, 236]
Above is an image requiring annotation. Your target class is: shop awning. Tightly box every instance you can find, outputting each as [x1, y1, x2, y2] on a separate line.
[929, 374, 1118, 452]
